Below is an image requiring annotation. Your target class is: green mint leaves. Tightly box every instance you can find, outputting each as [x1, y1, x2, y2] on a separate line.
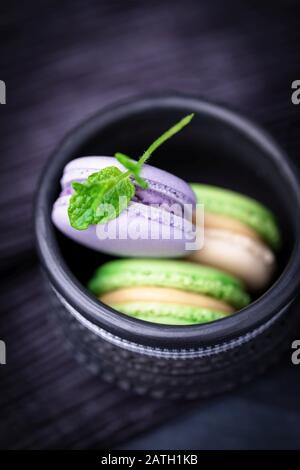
[68, 167, 135, 230]
[68, 113, 194, 230]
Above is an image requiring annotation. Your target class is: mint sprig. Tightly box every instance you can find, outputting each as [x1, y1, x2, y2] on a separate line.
[115, 152, 148, 189]
[68, 113, 194, 230]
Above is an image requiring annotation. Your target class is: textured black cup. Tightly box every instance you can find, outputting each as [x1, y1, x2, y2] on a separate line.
[35, 95, 300, 399]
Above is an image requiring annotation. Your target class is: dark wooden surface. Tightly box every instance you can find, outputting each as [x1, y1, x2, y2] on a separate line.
[0, 0, 300, 449]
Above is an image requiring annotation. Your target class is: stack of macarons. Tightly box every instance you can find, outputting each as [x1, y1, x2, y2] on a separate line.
[88, 259, 250, 325]
[52, 115, 280, 326]
[189, 184, 280, 292]
[52, 158, 281, 325]
[52, 157, 280, 326]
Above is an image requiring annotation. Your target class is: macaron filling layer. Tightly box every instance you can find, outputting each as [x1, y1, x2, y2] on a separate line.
[204, 212, 260, 241]
[101, 286, 233, 325]
[60, 157, 196, 216]
[58, 179, 193, 218]
[100, 286, 234, 314]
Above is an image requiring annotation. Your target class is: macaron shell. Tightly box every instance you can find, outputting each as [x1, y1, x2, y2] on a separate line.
[52, 196, 195, 257]
[191, 183, 281, 250]
[89, 259, 250, 309]
[112, 302, 228, 325]
[188, 229, 276, 291]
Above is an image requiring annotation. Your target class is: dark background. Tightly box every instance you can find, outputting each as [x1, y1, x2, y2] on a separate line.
[1, 0, 300, 450]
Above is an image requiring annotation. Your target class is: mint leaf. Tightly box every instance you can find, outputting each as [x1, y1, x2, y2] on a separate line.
[68, 166, 134, 229]
[71, 182, 86, 193]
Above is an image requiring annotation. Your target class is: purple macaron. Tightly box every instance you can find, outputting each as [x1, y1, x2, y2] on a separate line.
[52, 156, 196, 257]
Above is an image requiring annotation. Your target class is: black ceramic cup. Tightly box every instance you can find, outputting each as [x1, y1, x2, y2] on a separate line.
[35, 95, 300, 399]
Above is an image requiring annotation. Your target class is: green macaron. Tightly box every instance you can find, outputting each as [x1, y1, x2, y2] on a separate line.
[88, 259, 250, 325]
[191, 184, 281, 250]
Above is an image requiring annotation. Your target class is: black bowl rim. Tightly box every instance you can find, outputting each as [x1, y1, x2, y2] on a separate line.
[35, 93, 300, 349]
